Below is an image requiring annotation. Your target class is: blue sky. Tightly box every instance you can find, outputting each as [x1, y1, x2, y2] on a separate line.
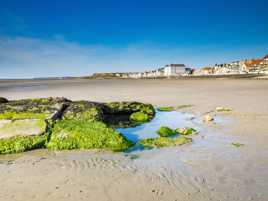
[0, 0, 268, 78]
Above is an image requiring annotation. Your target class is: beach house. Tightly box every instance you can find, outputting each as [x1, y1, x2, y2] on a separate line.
[163, 64, 187, 76]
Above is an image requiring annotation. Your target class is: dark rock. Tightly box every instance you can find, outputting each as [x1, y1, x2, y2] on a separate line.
[103, 101, 155, 116]
[62, 101, 104, 122]
[0, 97, 8, 104]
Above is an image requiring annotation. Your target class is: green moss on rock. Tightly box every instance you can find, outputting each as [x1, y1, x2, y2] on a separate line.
[175, 127, 197, 135]
[0, 97, 69, 119]
[0, 111, 47, 120]
[157, 126, 177, 137]
[157, 106, 175, 111]
[139, 137, 192, 148]
[0, 98, 157, 154]
[62, 101, 103, 122]
[0, 97, 68, 154]
[0, 134, 48, 154]
[47, 120, 133, 151]
[130, 112, 150, 123]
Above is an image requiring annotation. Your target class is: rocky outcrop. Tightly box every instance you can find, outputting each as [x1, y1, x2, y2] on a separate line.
[0, 97, 155, 154]
[0, 97, 70, 154]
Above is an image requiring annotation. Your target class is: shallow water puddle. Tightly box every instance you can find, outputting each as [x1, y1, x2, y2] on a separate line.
[116, 111, 198, 143]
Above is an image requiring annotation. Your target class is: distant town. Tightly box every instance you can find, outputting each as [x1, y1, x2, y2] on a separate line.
[90, 53, 268, 79]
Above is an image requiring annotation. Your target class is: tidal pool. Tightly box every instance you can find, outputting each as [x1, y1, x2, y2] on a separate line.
[116, 111, 198, 143]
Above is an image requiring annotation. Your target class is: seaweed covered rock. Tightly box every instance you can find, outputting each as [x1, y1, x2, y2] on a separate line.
[103, 102, 155, 117]
[0, 98, 155, 154]
[130, 112, 150, 123]
[139, 137, 192, 148]
[47, 120, 133, 151]
[0, 97, 69, 154]
[175, 127, 197, 135]
[0, 134, 48, 154]
[157, 126, 177, 137]
[62, 101, 103, 122]
[0, 97, 8, 104]
[0, 97, 70, 120]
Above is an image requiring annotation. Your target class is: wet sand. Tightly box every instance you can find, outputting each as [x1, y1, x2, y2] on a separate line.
[0, 78, 268, 201]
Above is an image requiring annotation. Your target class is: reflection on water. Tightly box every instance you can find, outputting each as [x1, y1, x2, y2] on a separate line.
[104, 114, 139, 128]
[117, 111, 198, 142]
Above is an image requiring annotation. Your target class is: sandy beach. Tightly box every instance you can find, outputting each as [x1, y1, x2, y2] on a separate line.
[0, 78, 268, 201]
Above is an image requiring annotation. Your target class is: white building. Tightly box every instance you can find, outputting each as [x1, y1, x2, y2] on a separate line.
[163, 64, 186, 76]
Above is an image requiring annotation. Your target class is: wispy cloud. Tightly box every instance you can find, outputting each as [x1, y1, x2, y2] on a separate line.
[0, 36, 267, 78]
[0, 36, 171, 78]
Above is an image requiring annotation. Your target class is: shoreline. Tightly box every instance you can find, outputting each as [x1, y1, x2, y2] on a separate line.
[1, 72, 268, 82]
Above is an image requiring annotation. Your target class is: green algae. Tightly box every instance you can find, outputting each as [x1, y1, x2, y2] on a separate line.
[157, 106, 175, 111]
[175, 127, 197, 135]
[139, 137, 192, 148]
[0, 134, 48, 154]
[129, 112, 150, 123]
[177, 104, 193, 109]
[157, 126, 177, 137]
[231, 142, 244, 148]
[216, 107, 232, 112]
[0, 112, 47, 120]
[46, 120, 133, 152]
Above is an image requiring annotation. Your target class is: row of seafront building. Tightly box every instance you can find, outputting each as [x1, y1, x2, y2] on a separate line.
[90, 54, 268, 79]
[121, 64, 193, 78]
[91, 64, 193, 79]
[194, 54, 268, 75]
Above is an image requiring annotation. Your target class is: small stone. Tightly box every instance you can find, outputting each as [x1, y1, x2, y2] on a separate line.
[175, 127, 197, 135]
[203, 114, 214, 122]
